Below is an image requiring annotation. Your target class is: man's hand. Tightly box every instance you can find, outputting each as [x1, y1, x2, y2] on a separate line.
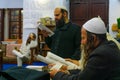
[49, 69, 58, 78]
[65, 58, 79, 66]
[41, 30, 50, 37]
[49, 65, 68, 78]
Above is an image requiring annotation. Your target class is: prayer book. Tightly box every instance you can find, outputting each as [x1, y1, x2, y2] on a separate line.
[36, 52, 80, 70]
[37, 23, 54, 37]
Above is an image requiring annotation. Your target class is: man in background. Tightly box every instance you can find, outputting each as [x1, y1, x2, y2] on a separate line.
[41, 7, 81, 60]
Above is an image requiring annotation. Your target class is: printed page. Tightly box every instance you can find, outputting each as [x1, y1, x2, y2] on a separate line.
[50, 63, 63, 71]
[36, 55, 54, 64]
[46, 52, 67, 65]
[36, 52, 80, 70]
[37, 23, 54, 37]
[26, 65, 43, 70]
[47, 52, 80, 69]
[36, 55, 63, 70]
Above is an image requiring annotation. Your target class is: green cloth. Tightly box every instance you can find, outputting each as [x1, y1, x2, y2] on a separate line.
[117, 18, 120, 29]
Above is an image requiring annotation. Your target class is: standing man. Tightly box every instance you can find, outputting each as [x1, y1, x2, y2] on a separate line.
[41, 7, 81, 60]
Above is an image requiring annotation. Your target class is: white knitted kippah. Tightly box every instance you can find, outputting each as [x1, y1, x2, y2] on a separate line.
[83, 17, 107, 34]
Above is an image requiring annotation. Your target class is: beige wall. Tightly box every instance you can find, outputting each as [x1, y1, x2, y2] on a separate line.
[23, 0, 69, 41]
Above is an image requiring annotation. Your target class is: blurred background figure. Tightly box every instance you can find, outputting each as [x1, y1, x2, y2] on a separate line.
[12, 33, 37, 66]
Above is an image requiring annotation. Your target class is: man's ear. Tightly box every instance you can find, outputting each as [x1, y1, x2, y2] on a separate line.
[63, 12, 67, 17]
[92, 35, 97, 42]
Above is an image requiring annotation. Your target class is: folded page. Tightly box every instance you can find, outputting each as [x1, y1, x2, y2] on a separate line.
[37, 23, 54, 37]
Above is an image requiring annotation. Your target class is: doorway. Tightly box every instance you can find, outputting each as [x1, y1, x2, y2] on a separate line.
[70, 0, 109, 27]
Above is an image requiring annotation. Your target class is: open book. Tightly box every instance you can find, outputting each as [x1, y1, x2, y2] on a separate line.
[36, 52, 80, 70]
[37, 23, 54, 37]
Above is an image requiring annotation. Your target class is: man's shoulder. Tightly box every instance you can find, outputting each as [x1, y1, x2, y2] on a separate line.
[68, 22, 81, 29]
[71, 22, 80, 27]
[93, 40, 120, 55]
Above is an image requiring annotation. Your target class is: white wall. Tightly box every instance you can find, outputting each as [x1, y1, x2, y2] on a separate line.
[109, 0, 120, 37]
[23, 0, 69, 41]
[0, 0, 23, 8]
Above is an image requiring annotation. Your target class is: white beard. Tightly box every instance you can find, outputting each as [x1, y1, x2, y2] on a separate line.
[79, 45, 86, 71]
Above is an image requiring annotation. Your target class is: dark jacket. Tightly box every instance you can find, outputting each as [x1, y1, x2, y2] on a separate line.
[45, 22, 81, 60]
[53, 40, 120, 80]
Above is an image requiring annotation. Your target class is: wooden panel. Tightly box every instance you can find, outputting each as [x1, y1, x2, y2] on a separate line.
[90, 0, 109, 26]
[90, 0, 108, 3]
[71, 4, 89, 20]
[91, 4, 107, 25]
[72, 20, 85, 27]
[0, 9, 4, 41]
[70, 0, 89, 26]
[70, 0, 109, 27]
[71, 0, 88, 4]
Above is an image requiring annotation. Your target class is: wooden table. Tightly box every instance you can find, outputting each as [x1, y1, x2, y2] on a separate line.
[0, 49, 3, 70]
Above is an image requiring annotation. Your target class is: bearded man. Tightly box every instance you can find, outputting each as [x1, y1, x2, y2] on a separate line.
[50, 17, 120, 80]
[40, 7, 81, 60]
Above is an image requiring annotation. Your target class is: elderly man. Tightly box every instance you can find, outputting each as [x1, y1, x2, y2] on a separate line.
[50, 17, 120, 80]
